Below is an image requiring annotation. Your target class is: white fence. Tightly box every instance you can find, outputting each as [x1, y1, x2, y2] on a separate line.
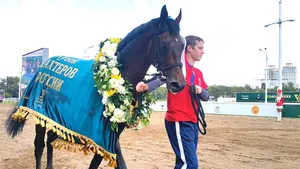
[151, 101, 278, 117]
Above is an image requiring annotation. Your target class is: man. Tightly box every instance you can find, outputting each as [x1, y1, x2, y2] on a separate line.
[136, 35, 209, 169]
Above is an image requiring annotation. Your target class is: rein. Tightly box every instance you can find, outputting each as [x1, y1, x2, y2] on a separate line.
[187, 84, 207, 135]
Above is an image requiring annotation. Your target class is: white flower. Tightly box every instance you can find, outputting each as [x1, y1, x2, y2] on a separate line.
[118, 77, 125, 85]
[110, 43, 118, 49]
[108, 60, 117, 67]
[109, 78, 120, 88]
[103, 90, 109, 98]
[103, 41, 111, 47]
[111, 55, 118, 61]
[124, 99, 130, 106]
[117, 85, 126, 94]
[100, 64, 107, 71]
[120, 105, 126, 110]
[111, 67, 120, 76]
[99, 56, 106, 62]
[103, 48, 116, 58]
[103, 112, 108, 117]
[108, 103, 116, 112]
[110, 108, 126, 123]
[102, 95, 108, 104]
[103, 109, 112, 117]
[101, 42, 117, 58]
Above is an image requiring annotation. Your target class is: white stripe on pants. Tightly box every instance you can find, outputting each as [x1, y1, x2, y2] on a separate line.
[175, 122, 187, 169]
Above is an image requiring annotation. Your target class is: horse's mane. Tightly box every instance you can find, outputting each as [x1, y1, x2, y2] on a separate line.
[117, 17, 180, 52]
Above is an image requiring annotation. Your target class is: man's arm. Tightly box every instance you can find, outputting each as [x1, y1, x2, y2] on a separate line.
[136, 76, 166, 93]
[198, 88, 209, 101]
[145, 77, 166, 93]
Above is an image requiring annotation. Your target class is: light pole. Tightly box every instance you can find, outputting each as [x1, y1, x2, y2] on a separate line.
[264, 0, 295, 93]
[259, 48, 268, 103]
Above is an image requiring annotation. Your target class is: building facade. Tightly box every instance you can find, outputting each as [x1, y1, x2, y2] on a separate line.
[264, 63, 297, 88]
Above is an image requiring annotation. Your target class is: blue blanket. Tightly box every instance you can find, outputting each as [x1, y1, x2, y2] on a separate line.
[13, 56, 117, 167]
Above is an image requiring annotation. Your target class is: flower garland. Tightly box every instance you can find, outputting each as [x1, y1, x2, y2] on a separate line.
[93, 37, 156, 132]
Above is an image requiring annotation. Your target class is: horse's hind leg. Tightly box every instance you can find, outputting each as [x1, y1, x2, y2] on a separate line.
[88, 154, 103, 169]
[46, 130, 58, 169]
[34, 124, 46, 169]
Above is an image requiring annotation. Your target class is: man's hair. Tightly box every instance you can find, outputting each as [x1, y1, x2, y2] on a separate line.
[185, 35, 204, 50]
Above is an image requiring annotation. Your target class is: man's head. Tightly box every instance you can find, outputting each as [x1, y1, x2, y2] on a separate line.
[185, 35, 204, 62]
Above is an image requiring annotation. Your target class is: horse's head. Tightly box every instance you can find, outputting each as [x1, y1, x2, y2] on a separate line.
[149, 5, 186, 94]
[116, 5, 186, 94]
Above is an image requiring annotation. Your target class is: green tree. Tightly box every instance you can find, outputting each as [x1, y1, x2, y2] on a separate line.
[150, 86, 167, 100]
[207, 83, 300, 100]
[283, 82, 297, 91]
[0, 76, 19, 98]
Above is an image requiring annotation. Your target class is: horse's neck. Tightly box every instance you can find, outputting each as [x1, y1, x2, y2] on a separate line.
[119, 34, 152, 88]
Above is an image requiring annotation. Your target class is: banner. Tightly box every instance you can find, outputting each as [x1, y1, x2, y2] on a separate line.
[21, 48, 49, 90]
[236, 92, 300, 103]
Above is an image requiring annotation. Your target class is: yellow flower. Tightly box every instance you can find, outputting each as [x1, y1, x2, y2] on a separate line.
[110, 37, 121, 44]
[110, 74, 121, 80]
[95, 50, 103, 61]
[107, 88, 116, 97]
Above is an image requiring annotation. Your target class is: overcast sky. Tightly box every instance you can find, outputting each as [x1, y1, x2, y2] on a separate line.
[0, 0, 299, 87]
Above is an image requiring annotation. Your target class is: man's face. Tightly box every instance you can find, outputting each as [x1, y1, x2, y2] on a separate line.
[188, 41, 205, 62]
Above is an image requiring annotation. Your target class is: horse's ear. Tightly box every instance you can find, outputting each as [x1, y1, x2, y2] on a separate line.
[175, 8, 182, 24]
[160, 5, 168, 24]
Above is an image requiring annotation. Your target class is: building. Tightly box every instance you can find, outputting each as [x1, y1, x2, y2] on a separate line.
[264, 63, 297, 88]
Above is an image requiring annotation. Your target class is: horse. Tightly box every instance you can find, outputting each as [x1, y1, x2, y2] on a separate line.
[5, 5, 186, 169]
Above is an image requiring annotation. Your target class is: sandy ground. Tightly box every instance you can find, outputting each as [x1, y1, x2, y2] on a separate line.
[0, 103, 299, 169]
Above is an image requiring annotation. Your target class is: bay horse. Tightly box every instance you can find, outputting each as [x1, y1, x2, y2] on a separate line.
[5, 5, 186, 169]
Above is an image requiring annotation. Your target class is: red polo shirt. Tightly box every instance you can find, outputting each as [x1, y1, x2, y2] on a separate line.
[166, 55, 208, 123]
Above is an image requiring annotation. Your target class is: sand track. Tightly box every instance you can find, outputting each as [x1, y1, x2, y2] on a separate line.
[1, 104, 299, 169]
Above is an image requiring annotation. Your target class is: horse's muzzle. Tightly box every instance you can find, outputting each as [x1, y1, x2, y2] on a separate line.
[169, 81, 185, 93]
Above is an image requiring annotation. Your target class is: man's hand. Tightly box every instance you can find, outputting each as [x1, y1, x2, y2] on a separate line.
[136, 82, 149, 92]
[195, 85, 202, 94]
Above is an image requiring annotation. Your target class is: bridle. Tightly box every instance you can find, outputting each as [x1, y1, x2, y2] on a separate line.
[150, 30, 183, 77]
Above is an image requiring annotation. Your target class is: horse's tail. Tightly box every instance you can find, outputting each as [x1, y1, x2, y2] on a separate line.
[5, 102, 25, 138]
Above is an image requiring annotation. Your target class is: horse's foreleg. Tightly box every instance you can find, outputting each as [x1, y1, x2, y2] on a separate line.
[88, 154, 103, 169]
[115, 138, 127, 169]
[46, 130, 58, 169]
[34, 124, 46, 169]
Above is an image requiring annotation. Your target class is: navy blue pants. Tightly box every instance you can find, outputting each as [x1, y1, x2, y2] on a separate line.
[165, 119, 199, 169]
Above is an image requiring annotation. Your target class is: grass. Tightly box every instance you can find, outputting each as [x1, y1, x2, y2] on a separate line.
[0, 100, 18, 105]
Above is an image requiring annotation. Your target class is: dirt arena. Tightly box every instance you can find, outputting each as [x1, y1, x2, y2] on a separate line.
[0, 104, 299, 169]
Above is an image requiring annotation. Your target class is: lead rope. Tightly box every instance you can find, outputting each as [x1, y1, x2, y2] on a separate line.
[189, 84, 207, 135]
